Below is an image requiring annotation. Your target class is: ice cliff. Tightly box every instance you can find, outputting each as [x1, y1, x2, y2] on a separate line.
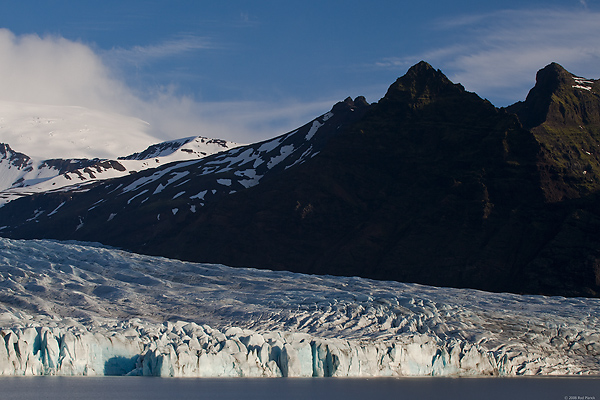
[0, 238, 598, 377]
[0, 318, 514, 377]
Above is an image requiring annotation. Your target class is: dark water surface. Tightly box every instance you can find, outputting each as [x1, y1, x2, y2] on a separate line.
[0, 376, 598, 400]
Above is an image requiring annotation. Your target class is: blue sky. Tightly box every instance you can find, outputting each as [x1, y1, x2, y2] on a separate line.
[0, 0, 598, 144]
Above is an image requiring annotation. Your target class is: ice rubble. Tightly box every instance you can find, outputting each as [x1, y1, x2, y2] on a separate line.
[0, 238, 599, 377]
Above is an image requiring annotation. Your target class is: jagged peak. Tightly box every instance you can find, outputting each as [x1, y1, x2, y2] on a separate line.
[405, 60, 437, 76]
[0, 143, 18, 155]
[0, 143, 30, 160]
[509, 62, 598, 129]
[527, 62, 597, 100]
[381, 61, 464, 106]
[331, 96, 370, 113]
[530, 62, 573, 97]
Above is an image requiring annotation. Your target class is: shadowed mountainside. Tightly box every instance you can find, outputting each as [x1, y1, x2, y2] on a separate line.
[1, 61, 599, 297]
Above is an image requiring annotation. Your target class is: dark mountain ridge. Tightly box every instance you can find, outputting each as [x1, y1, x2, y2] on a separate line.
[1, 61, 599, 297]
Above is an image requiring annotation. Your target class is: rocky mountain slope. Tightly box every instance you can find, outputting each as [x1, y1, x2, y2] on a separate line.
[0, 135, 240, 205]
[0, 61, 599, 298]
[508, 62, 600, 201]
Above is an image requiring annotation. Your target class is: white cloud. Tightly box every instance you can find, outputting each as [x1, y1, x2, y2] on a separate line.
[375, 9, 600, 106]
[0, 29, 334, 149]
[0, 29, 136, 111]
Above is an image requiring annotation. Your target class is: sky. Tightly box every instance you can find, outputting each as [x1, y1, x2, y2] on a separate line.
[0, 0, 598, 145]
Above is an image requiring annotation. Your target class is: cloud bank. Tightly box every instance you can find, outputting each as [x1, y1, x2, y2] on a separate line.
[0, 29, 331, 146]
[377, 9, 600, 106]
[0, 29, 135, 111]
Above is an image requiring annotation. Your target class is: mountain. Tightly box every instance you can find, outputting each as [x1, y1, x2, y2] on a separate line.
[118, 135, 240, 161]
[507, 62, 600, 201]
[0, 135, 241, 205]
[0, 95, 368, 232]
[0, 61, 599, 298]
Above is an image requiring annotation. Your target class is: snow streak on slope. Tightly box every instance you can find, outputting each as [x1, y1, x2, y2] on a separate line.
[118, 136, 240, 162]
[0, 238, 598, 377]
[114, 121, 323, 204]
[0, 136, 241, 206]
[0, 100, 362, 231]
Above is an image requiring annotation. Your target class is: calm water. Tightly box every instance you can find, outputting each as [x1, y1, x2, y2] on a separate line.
[0, 377, 598, 400]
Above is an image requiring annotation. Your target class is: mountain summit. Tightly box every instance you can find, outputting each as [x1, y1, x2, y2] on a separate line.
[0, 62, 599, 298]
[381, 61, 466, 107]
[509, 62, 599, 130]
[508, 62, 600, 201]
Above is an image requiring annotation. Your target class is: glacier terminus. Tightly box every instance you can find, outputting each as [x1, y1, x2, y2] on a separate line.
[0, 238, 598, 377]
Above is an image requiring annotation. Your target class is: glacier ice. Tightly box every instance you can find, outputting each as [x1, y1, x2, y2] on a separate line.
[0, 238, 598, 377]
[0, 319, 504, 377]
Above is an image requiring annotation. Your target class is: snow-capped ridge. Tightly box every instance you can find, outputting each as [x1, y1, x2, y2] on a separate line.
[0, 135, 244, 206]
[0, 97, 368, 227]
[118, 135, 242, 161]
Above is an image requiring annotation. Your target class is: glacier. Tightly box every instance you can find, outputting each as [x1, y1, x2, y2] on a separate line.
[0, 238, 598, 377]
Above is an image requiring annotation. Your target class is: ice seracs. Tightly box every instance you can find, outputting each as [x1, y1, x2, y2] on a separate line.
[0, 317, 502, 377]
[0, 238, 598, 377]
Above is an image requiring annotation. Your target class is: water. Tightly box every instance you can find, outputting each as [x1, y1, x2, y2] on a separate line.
[0, 377, 598, 400]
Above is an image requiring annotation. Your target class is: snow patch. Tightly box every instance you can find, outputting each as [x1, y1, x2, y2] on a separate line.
[127, 190, 149, 205]
[47, 202, 66, 216]
[25, 209, 45, 222]
[267, 145, 294, 169]
[572, 76, 594, 91]
[166, 171, 190, 186]
[190, 190, 207, 200]
[153, 184, 165, 195]
[305, 120, 323, 141]
[257, 136, 286, 153]
[239, 175, 263, 189]
[573, 85, 592, 91]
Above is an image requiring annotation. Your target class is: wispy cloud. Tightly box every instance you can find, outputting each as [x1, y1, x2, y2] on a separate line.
[374, 8, 600, 106]
[105, 34, 213, 66]
[133, 96, 336, 144]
